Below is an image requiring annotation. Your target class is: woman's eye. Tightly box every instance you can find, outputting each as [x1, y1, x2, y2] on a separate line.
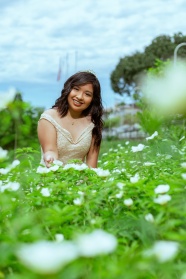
[85, 92, 92, 97]
[74, 87, 79, 91]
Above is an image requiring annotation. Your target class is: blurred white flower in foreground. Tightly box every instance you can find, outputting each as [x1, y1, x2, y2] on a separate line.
[181, 173, 186, 180]
[0, 159, 20, 175]
[64, 163, 88, 171]
[116, 182, 125, 189]
[11, 160, 20, 168]
[0, 181, 20, 192]
[36, 164, 59, 174]
[55, 234, 64, 242]
[0, 87, 16, 110]
[53, 160, 63, 166]
[16, 241, 78, 274]
[131, 144, 145, 153]
[130, 173, 140, 183]
[76, 229, 117, 257]
[0, 168, 10, 175]
[145, 213, 154, 223]
[37, 166, 50, 174]
[181, 162, 186, 168]
[154, 184, 170, 194]
[0, 147, 8, 159]
[154, 194, 171, 204]
[40, 187, 50, 197]
[115, 191, 123, 198]
[73, 197, 83, 205]
[124, 198, 133, 206]
[146, 131, 158, 141]
[91, 167, 110, 177]
[144, 240, 179, 262]
[142, 61, 186, 115]
[49, 165, 59, 172]
[143, 162, 155, 166]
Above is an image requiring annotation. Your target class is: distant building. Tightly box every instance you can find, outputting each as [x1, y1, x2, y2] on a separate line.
[103, 104, 146, 139]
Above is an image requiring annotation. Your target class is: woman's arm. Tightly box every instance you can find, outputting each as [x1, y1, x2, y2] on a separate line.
[86, 138, 100, 168]
[37, 119, 58, 167]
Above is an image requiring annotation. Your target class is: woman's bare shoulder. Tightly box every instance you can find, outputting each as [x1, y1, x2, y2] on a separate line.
[42, 108, 59, 118]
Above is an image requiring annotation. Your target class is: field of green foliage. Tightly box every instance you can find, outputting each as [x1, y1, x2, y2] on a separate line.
[1, 59, 186, 278]
[1, 131, 186, 279]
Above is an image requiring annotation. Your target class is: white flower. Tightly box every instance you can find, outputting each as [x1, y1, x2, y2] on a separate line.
[73, 197, 83, 205]
[0, 181, 20, 192]
[37, 164, 59, 173]
[143, 162, 155, 166]
[76, 229, 117, 257]
[55, 234, 64, 242]
[131, 144, 145, 152]
[0, 168, 10, 175]
[91, 168, 110, 177]
[0, 87, 16, 110]
[124, 198, 133, 206]
[144, 240, 179, 262]
[115, 191, 123, 198]
[145, 213, 154, 223]
[77, 191, 84, 196]
[146, 131, 158, 141]
[165, 154, 172, 159]
[53, 160, 63, 166]
[49, 165, 59, 172]
[116, 182, 125, 189]
[181, 162, 186, 168]
[91, 190, 97, 194]
[154, 184, 170, 194]
[11, 160, 20, 168]
[181, 173, 186, 180]
[16, 241, 79, 274]
[37, 166, 50, 174]
[108, 177, 114, 181]
[113, 169, 121, 174]
[64, 163, 88, 171]
[102, 153, 108, 156]
[154, 194, 171, 204]
[0, 159, 20, 175]
[0, 147, 8, 159]
[41, 188, 50, 197]
[130, 173, 139, 183]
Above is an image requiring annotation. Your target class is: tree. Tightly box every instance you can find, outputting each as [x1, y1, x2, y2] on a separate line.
[110, 32, 186, 96]
[0, 92, 44, 151]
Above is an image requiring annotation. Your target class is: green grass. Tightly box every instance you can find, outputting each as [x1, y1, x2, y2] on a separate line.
[1, 135, 186, 279]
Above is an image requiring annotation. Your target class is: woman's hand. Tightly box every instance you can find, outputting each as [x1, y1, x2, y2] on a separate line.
[43, 152, 57, 168]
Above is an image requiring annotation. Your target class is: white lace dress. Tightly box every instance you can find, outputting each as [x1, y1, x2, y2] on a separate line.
[39, 113, 94, 165]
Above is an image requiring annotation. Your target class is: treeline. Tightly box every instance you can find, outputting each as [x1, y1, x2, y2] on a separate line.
[110, 32, 186, 96]
[0, 92, 44, 151]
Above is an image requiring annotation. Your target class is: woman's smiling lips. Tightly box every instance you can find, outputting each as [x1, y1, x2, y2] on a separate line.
[73, 99, 83, 106]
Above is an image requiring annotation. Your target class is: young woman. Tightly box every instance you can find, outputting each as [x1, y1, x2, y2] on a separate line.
[37, 71, 103, 168]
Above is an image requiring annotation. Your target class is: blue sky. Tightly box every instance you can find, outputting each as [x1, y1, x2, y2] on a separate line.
[1, 0, 186, 110]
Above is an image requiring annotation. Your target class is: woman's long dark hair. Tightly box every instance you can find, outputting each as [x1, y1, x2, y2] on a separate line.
[52, 71, 103, 149]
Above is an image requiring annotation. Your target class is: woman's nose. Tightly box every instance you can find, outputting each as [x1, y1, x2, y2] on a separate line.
[76, 91, 83, 99]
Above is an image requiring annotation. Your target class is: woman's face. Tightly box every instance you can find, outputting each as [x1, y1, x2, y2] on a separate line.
[67, 83, 93, 113]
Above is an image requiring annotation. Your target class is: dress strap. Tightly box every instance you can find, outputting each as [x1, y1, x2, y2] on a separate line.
[39, 113, 62, 130]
